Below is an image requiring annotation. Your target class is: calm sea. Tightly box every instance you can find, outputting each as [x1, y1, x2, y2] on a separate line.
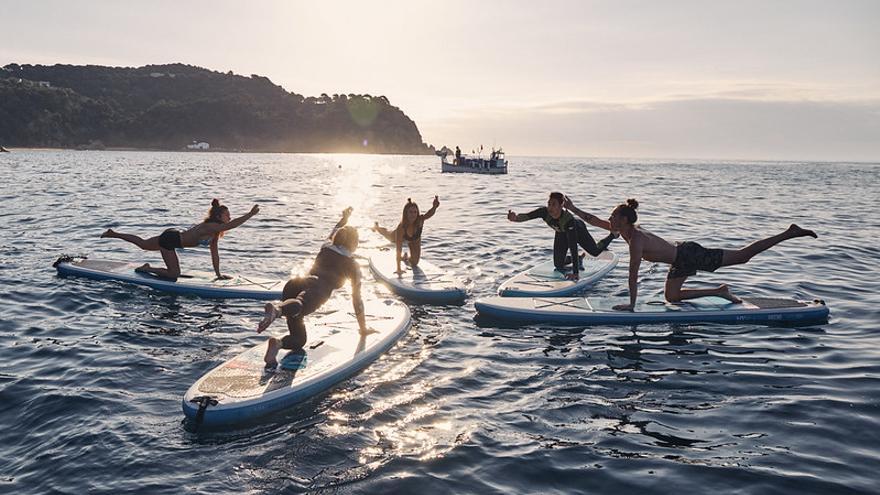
[1, 151, 878, 494]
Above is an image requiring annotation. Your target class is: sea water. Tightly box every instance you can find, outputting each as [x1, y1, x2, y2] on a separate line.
[1, 150, 878, 494]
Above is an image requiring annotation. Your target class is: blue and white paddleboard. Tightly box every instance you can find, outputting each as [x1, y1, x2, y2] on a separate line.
[55, 257, 284, 300]
[368, 249, 466, 304]
[475, 295, 829, 325]
[182, 298, 410, 427]
[498, 250, 619, 297]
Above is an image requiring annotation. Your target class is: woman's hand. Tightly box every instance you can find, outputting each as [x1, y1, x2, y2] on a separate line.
[563, 195, 575, 210]
[507, 210, 517, 222]
[249, 205, 260, 216]
[433, 195, 440, 208]
[565, 272, 579, 281]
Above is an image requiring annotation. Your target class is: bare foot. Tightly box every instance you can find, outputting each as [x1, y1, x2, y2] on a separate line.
[359, 327, 379, 337]
[788, 224, 817, 239]
[256, 302, 280, 333]
[134, 263, 151, 273]
[264, 337, 280, 369]
[372, 222, 380, 232]
[100, 229, 115, 238]
[718, 284, 742, 304]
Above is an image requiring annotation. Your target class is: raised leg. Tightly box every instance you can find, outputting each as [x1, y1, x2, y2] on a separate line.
[101, 229, 160, 251]
[373, 223, 396, 243]
[574, 220, 607, 257]
[721, 224, 817, 267]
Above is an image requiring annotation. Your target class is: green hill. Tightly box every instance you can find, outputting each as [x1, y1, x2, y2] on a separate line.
[0, 63, 433, 154]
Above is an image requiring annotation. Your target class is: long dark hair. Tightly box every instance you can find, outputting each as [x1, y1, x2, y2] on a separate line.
[397, 198, 421, 231]
[205, 198, 229, 238]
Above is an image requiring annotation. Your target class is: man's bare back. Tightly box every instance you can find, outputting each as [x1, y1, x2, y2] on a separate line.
[626, 227, 677, 264]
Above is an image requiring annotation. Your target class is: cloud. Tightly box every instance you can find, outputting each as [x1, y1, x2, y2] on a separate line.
[422, 96, 880, 162]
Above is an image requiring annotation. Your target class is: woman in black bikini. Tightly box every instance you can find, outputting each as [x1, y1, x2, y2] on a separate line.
[372, 196, 440, 274]
[256, 207, 374, 369]
[99, 199, 259, 280]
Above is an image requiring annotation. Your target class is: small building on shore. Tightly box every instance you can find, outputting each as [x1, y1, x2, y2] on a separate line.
[186, 141, 210, 150]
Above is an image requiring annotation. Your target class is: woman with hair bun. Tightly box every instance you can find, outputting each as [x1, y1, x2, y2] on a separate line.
[606, 198, 817, 310]
[100, 199, 260, 280]
[256, 207, 374, 369]
[372, 196, 440, 274]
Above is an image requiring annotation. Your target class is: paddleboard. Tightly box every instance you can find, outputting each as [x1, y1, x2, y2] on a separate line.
[368, 249, 466, 304]
[498, 250, 619, 297]
[182, 298, 410, 427]
[55, 257, 284, 300]
[475, 295, 829, 325]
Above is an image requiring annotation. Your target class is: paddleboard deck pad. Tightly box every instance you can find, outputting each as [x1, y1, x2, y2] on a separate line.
[475, 295, 829, 325]
[498, 250, 619, 297]
[182, 298, 410, 427]
[54, 256, 284, 300]
[369, 249, 466, 304]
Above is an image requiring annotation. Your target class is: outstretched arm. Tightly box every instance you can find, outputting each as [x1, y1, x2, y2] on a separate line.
[329, 207, 353, 239]
[564, 197, 612, 231]
[421, 196, 440, 221]
[614, 235, 643, 311]
[507, 207, 546, 223]
[217, 205, 260, 232]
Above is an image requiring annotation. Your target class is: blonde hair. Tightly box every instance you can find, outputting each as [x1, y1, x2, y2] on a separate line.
[332, 226, 359, 252]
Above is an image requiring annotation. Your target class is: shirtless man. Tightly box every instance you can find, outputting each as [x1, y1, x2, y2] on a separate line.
[565, 197, 817, 310]
[100, 199, 259, 280]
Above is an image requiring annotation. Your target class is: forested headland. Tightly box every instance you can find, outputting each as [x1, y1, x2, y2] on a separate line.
[0, 63, 433, 154]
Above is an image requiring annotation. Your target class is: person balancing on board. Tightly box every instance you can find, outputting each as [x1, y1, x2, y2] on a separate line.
[575, 197, 817, 310]
[506, 192, 616, 280]
[256, 207, 376, 370]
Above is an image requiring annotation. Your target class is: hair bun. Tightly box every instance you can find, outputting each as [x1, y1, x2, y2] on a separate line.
[626, 198, 639, 210]
[407, 198, 412, 203]
[211, 198, 220, 207]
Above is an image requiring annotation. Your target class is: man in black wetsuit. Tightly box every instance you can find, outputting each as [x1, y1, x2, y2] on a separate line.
[507, 192, 616, 281]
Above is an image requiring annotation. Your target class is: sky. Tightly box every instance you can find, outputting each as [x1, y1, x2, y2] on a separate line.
[2, 0, 879, 161]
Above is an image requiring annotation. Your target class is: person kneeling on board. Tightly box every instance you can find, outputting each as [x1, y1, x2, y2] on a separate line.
[257, 207, 375, 370]
[372, 195, 440, 274]
[507, 192, 616, 281]
[100, 199, 259, 280]
[603, 198, 817, 311]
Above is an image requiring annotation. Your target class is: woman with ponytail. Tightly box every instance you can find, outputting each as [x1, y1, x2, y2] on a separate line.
[607, 198, 817, 310]
[100, 199, 260, 280]
[372, 196, 440, 274]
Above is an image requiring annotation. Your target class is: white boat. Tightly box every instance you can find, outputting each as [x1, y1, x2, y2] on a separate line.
[438, 146, 508, 175]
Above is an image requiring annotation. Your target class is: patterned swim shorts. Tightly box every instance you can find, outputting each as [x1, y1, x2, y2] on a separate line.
[667, 241, 724, 279]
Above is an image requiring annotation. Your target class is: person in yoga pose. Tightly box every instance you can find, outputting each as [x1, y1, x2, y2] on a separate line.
[256, 207, 374, 369]
[372, 196, 440, 274]
[507, 192, 616, 281]
[598, 198, 817, 311]
[100, 199, 259, 280]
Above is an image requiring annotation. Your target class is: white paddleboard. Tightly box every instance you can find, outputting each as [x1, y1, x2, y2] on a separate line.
[55, 257, 284, 300]
[475, 295, 829, 325]
[368, 248, 466, 304]
[182, 298, 410, 427]
[498, 250, 619, 297]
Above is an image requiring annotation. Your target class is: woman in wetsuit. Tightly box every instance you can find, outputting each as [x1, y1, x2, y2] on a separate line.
[372, 196, 440, 274]
[603, 198, 817, 310]
[256, 207, 374, 369]
[99, 199, 260, 280]
[507, 192, 616, 281]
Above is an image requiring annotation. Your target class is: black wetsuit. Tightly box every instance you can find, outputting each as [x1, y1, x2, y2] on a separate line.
[520, 207, 615, 272]
[278, 245, 361, 350]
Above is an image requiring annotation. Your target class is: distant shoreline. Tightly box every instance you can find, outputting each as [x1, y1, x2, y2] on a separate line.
[0, 146, 436, 156]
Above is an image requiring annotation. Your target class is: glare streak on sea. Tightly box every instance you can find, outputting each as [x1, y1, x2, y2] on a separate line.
[0, 151, 878, 494]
